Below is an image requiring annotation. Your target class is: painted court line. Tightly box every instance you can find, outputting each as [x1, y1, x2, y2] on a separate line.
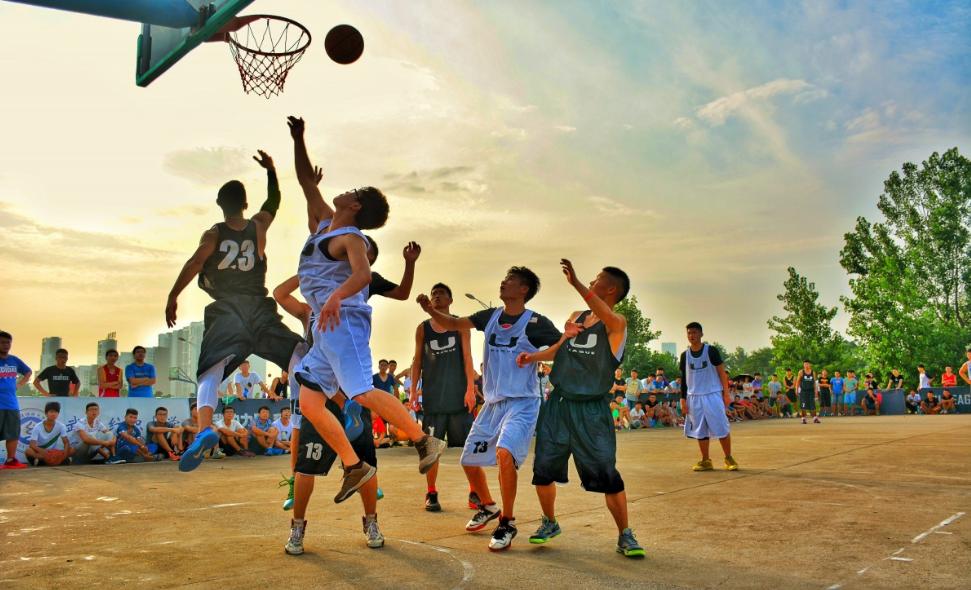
[396, 539, 475, 590]
[911, 512, 965, 543]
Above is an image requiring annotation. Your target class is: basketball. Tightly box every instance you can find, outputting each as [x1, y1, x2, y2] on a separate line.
[324, 24, 364, 65]
[43, 449, 67, 466]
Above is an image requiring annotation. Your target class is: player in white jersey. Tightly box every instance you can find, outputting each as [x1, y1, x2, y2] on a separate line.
[285, 116, 446, 533]
[679, 322, 739, 472]
[417, 267, 571, 551]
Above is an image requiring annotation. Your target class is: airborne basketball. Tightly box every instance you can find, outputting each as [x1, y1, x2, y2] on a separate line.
[1, 1, 970, 589]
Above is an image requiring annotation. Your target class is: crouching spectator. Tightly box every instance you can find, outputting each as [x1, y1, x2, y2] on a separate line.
[629, 402, 646, 429]
[940, 390, 957, 414]
[861, 389, 880, 415]
[147, 406, 184, 461]
[920, 391, 941, 415]
[905, 390, 922, 414]
[216, 406, 253, 457]
[182, 403, 199, 449]
[71, 402, 123, 464]
[115, 408, 156, 462]
[25, 401, 72, 466]
[251, 405, 283, 455]
[271, 407, 293, 453]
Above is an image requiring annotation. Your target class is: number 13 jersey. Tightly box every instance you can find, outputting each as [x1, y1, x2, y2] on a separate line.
[199, 221, 267, 299]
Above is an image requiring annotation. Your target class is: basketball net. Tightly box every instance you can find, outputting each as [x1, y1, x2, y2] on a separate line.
[225, 15, 311, 98]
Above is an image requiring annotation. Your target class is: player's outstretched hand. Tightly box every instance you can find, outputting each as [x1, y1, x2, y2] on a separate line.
[563, 321, 583, 339]
[516, 352, 534, 368]
[560, 258, 580, 286]
[287, 116, 305, 139]
[416, 293, 432, 313]
[317, 294, 342, 331]
[403, 241, 422, 263]
[313, 165, 324, 185]
[253, 149, 274, 170]
[165, 297, 178, 328]
[464, 382, 477, 412]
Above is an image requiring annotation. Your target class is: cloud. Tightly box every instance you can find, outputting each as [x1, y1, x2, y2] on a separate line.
[586, 195, 657, 218]
[553, 125, 577, 133]
[672, 117, 694, 130]
[694, 78, 824, 126]
[163, 147, 252, 185]
[382, 165, 488, 197]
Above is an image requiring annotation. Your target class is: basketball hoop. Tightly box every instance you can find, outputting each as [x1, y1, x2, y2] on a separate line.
[222, 15, 311, 98]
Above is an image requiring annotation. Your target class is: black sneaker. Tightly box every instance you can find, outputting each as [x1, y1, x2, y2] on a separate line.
[415, 435, 446, 474]
[488, 518, 518, 551]
[468, 491, 481, 510]
[425, 491, 442, 512]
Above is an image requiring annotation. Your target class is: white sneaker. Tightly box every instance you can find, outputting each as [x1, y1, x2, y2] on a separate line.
[363, 515, 384, 549]
[466, 503, 500, 532]
[813, 416, 821, 424]
[801, 417, 807, 424]
[488, 519, 518, 551]
[285, 519, 306, 555]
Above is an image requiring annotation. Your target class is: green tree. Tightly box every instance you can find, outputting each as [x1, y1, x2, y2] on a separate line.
[614, 295, 662, 375]
[768, 267, 844, 370]
[839, 148, 971, 377]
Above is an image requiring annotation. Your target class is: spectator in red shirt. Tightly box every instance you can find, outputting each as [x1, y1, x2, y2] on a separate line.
[98, 349, 123, 397]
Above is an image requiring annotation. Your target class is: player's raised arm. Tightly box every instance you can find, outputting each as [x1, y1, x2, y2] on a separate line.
[165, 228, 218, 328]
[416, 294, 475, 331]
[383, 242, 421, 300]
[287, 116, 335, 233]
[515, 319, 583, 367]
[250, 150, 280, 229]
[560, 259, 626, 334]
[316, 234, 372, 331]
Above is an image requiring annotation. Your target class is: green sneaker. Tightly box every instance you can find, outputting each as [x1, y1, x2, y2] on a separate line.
[528, 516, 562, 544]
[617, 528, 645, 558]
[280, 475, 295, 511]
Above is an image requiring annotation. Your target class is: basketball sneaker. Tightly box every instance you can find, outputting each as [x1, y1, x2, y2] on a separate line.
[617, 528, 646, 558]
[488, 518, 517, 551]
[280, 475, 295, 511]
[425, 491, 442, 512]
[415, 435, 447, 474]
[285, 519, 306, 555]
[334, 461, 376, 504]
[692, 458, 713, 471]
[179, 427, 219, 472]
[528, 516, 561, 544]
[724, 455, 739, 471]
[801, 417, 808, 424]
[466, 503, 500, 532]
[813, 416, 821, 424]
[363, 515, 384, 549]
[3, 458, 27, 470]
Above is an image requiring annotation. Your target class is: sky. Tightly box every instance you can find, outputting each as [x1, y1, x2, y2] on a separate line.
[1, 0, 969, 371]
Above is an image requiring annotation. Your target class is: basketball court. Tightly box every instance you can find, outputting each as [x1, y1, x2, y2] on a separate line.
[2, 416, 968, 589]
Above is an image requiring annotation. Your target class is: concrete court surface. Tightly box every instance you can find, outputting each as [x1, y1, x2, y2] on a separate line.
[1, 415, 969, 590]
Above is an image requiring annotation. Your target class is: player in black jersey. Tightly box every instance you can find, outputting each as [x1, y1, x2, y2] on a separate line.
[408, 282, 476, 512]
[165, 150, 305, 473]
[516, 260, 645, 558]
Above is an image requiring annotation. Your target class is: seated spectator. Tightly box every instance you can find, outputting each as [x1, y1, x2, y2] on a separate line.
[861, 389, 880, 415]
[25, 401, 72, 466]
[115, 408, 156, 462]
[71, 402, 122, 464]
[726, 395, 742, 422]
[774, 389, 793, 418]
[905, 390, 922, 414]
[668, 377, 682, 394]
[643, 393, 660, 425]
[654, 402, 677, 427]
[147, 406, 184, 461]
[629, 403, 646, 429]
[940, 390, 957, 414]
[941, 366, 957, 388]
[373, 414, 392, 448]
[251, 405, 282, 455]
[271, 407, 293, 453]
[920, 392, 941, 415]
[215, 406, 253, 456]
[182, 403, 199, 449]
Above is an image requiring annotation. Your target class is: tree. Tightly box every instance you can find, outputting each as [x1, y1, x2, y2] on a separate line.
[768, 267, 845, 370]
[839, 148, 971, 377]
[614, 295, 663, 375]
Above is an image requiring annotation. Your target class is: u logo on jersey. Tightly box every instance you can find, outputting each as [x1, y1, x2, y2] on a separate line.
[488, 334, 519, 348]
[430, 337, 456, 352]
[569, 333, 598, 349]
[689, 360, 709, 371]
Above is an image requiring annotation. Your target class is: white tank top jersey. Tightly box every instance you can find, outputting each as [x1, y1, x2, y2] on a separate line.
[684, 343, 723, 396]
[482, 307, 540, 403]
[297, 219, 371, 313]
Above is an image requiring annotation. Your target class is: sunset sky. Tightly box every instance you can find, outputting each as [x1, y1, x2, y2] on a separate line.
[1, 0, 969, 370]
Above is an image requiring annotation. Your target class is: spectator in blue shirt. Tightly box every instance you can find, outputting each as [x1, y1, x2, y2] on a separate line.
[115, 408, 156, 461]
[125, 346, 156, 398]
[0, 331, 32, 469]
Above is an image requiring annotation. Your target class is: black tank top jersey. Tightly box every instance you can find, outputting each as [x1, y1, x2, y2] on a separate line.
[818, 375, 830, 390]
[199, 221, 268, 299]
[799, 370, 816, 393]
[549, 311, 622, 400]
[420, 319, 467, 414]
[274, 378, 288, 398]
[784, 375, 795, 390]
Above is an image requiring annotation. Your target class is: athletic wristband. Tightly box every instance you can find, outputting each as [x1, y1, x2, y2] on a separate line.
[583, 290, 595, 301]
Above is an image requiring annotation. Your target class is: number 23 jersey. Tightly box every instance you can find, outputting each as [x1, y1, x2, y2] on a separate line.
[199, 220, 268, 299]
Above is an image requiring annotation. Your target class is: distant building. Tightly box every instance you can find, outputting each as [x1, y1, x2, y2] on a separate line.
[40, 336, 62, 371]
[76, 364, 99, 396]
[155, 321, 204, 397]
[661, 342, 677, 357]
[97, 332, 118, 363]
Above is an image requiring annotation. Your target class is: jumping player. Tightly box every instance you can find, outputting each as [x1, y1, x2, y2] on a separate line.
[166, 150, 308, 475]
[285, 116, 445, 545]
[417, 267, 564, 551]
[517, 260, 645, 558]
[680, 322, 738, 472]
[408, 282, 477, 512]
